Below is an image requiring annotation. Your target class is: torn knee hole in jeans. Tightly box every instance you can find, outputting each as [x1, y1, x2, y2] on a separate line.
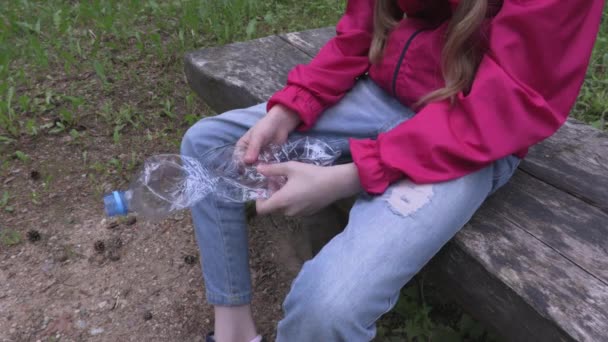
[384, 180, 434, 217]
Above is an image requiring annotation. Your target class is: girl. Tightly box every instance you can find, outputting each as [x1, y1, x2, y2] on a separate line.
[181, 0, 604, 341]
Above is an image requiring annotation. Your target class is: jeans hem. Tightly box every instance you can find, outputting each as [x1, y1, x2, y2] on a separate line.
[206, 291, 252, 306]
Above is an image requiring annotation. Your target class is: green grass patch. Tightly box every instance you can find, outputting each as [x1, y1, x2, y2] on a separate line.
[376, 277, 501, 341]
[0, 191, 14, 213]
[0, 228, 21, 246]
[0, 0, 344, 144]
[573, 9, 608, 130]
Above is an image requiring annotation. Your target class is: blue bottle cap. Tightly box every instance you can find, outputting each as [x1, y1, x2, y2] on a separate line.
[103, 191, 128, 217]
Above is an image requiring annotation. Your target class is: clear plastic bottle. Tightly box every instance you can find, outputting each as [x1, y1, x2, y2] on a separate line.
[103, 137, 340, 220]
[103, 154, 216, 220]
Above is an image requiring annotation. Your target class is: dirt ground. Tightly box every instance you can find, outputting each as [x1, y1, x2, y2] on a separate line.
[0, 97, 308, 341]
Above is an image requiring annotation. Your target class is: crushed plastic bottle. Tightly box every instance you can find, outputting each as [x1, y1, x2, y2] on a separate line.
[103, 137, 340, 220]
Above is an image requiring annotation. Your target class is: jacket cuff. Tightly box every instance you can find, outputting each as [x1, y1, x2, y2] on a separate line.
[349, 138, 403, 194]
[267, 85, 325, 131]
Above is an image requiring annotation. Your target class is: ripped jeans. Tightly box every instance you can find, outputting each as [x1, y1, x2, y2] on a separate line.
[181, 78, 520, 341]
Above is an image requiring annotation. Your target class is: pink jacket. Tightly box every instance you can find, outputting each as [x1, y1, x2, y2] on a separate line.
[267, 0, 605, 194]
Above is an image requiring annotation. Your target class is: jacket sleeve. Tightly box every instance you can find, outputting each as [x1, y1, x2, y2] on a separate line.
[267, 0, 376, 130]
[350, 0, 605, 194]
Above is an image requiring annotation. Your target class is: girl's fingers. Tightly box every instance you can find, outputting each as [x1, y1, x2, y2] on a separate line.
[267, 176, 287, 194]
[235, 131, 250, 149]
[244, 135, 262, 164]
[256, 162, 293, 177]
[256, 190, 287, 215]
[256, 164, 295, 214]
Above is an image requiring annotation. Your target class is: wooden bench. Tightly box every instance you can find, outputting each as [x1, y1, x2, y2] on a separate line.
[184, 28, 608, 341]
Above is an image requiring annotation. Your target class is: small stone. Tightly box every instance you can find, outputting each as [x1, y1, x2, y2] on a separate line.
[107, 221, 118, 229]
[108, 237, 122, 249]
[93, 240, 105, 253]
[89, 327, 104, 335]
[184, 255, 197, 265]
[124, 216, 137, 226]
[107, 250, 120, 261]
[79, 308, 89, 317]
[171, 213, 184, 222]
[142, 311, 153, 321]
[53, 250, 69, 262]
[75, 320, 86, 329]
[27, 230, 41, 242]
[97, 301, 107, 309]
[30, 170, 41, 180]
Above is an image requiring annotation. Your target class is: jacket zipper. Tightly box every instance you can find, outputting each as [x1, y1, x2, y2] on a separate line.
[391, 28, 428, 97]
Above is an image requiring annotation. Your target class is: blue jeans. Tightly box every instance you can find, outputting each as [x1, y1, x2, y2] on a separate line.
[181, 78, 520, 341]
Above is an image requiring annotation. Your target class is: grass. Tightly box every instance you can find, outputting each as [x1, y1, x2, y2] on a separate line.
[0, 2, 605, 142]
[0, 191, 13, 213]
[0, 0, 345, 147]
[573, 11, 608, 129]
[0, 0, 605, 340]
[0, 229, 21, 246]
[375, 276, 501, 341]
[0, 2, 606, 145]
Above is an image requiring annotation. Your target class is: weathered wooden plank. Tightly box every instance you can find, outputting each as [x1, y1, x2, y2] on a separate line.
[184, 35, 311, 113]
[496, 171, 608, 283]
[522, 119, 608, 213]
[279, 27, 335, 57]
[429, 173, 608, 341]
[428, 243, 573, 342]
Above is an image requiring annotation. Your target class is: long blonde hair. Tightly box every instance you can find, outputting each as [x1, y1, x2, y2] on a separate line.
[370, 0, 489, 106]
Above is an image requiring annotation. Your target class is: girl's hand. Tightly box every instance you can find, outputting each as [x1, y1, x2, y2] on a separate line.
[236, 104, 301, 164]
[256, 162, 362, 216]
